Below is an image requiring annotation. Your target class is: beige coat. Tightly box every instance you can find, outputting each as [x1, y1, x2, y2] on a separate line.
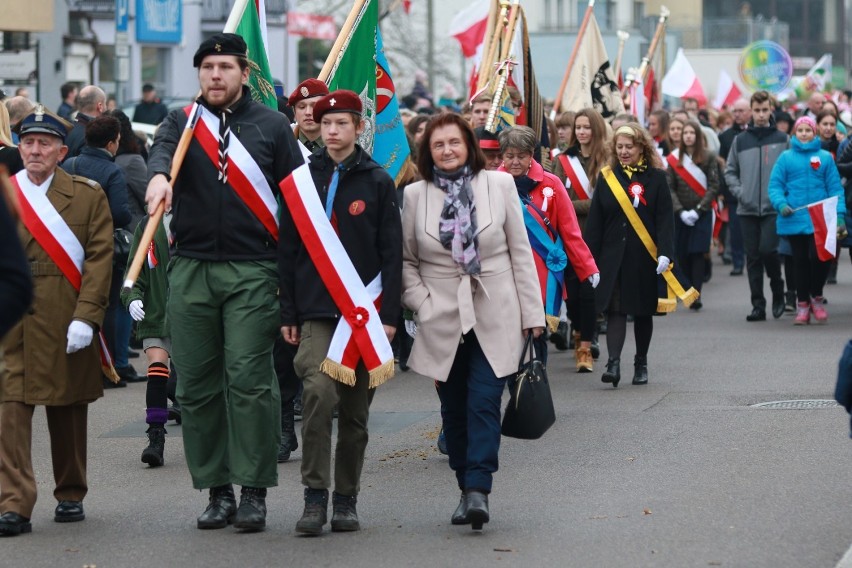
[402, 170, 544, 381]
[1, 169, 113, 405]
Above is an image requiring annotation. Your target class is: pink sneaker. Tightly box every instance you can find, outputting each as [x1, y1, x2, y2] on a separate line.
[811, 297, 828, 323]
[794, 302, 810, 325]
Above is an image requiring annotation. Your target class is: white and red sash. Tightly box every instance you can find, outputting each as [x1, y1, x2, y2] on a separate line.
[184, 105, 280, 240]
[557, 154, 591, 200]
[279, 164, 395, 388]
[667, 149, 708, 199]
[11, 171, 119, 382]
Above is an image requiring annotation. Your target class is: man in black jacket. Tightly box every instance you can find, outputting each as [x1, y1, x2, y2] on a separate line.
[145, 33, 303, 533]
[718, 98, 751, 275]
[279, 90, 402, 536]
[63, 86, 106, 160]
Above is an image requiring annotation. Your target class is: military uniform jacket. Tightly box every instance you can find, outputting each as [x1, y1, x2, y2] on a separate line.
[1, 169, 113, 405]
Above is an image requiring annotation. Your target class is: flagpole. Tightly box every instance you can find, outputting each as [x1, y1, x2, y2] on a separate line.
[318, 0, 369, 82]
[613, 30, 629, 86]
[551, 0, 595, 119]
[484, 0, 520, 132]
[224, 0, 250, 32]
[477, 0, 509, 93]
[623, 5, 668, 94]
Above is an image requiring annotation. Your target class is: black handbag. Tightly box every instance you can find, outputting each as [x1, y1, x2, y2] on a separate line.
[501, 335, 556, 439]
[113, 227, 133, 270]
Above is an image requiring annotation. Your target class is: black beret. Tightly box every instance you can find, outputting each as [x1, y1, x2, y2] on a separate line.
[193, 33, 247, 67]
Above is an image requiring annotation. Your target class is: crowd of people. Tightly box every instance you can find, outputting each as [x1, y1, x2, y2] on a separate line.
[1, 33, 851, 540]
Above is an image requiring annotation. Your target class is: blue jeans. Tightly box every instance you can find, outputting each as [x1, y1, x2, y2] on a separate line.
[437, 332, 507, 493]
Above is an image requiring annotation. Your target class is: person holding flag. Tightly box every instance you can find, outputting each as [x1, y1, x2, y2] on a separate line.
[0, 107, 114, 536]
[768, 116, 846, 324]
[278, 90, 402, 535]
[144, 33, 303, 532]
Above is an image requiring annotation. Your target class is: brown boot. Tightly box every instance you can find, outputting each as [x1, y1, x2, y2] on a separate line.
[576, 346, 593, 373]
[571, 331, 581, 356]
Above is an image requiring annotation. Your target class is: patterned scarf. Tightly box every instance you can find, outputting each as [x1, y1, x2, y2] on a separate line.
[620, 158, 647, 179]
[433, 165, 480, 275]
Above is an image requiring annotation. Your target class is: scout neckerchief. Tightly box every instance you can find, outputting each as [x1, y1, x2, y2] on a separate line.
[557, 153, 591, 200]
[601, 165, 699, 312]
[519, 191, 567, 332]
[11, 170, 120, 383]
[279, 163, 395, 388]
[183, 104, 280, 241]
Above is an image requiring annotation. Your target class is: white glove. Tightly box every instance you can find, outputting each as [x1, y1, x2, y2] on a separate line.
[656, 256, 671, 275]
[588, 273, 600, 288]
[66, 320, 94, 354]
[405, 319, 418, 338]
[128, 300, 146, 322]
[679, 209, 699, 226]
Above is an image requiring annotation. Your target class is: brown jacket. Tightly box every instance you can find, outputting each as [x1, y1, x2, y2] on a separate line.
[2, 169, 113, 405]
[401, 170, 544, 381]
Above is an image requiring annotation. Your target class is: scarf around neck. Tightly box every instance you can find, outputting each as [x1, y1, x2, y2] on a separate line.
[433, 165, 480, 275]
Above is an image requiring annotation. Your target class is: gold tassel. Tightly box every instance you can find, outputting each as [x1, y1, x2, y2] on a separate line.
[368, 358, 397, 389]
[545, 314, 560, 334]
[679, 286, 700, 308]
[656, 297, 677, 313]
[319, 359, 357, 387]
[102, 363, 121, 384]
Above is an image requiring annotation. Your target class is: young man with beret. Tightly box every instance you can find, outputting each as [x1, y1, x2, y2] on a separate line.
[0, 107, 114, 536]
[145, 33, 303, 532]
[289, 78, 330, 154]
[279, 90, 402, 535]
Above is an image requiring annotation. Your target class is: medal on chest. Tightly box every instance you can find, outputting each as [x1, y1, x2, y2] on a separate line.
[628, 181, 646, 208]
[541, 186, 554, 211]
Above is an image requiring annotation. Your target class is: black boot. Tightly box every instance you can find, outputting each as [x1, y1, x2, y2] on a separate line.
[331, 492, 360, 532]
[451, 492, 469, 525]
[465, 489, 489, 530]
[234, 487, 267, 532]
[277, 403, 299, 463]
[590, 327, 600, 359]
[633, 355, 649, 385]
[296, 488, 328, 535]
[550, 321, 569, 351]
[141, 425, 166, 467]
[197, 484, 236, 529]
[601, 358, 620, 388]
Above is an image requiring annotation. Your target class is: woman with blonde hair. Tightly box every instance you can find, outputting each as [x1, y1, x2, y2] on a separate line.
[584, 123, 674, 388]
[0, 104, 23, 174]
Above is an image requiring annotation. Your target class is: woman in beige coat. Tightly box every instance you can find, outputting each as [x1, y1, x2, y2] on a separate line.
[401, 113, 544, 531]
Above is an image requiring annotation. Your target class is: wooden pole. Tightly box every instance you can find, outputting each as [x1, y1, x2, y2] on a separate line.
[224, 0, 250, 33]
[484, 0, 520, 131]
[122, 104, 201, 293]
[623, 6, 668, 93]
[613, 30, 629, 87]
[551, 0, 595, 119]
[317, 0, 369, 82]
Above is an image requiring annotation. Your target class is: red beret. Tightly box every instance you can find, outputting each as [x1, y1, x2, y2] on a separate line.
[312, 90, 363, 123]
[288, 79, 330, 106]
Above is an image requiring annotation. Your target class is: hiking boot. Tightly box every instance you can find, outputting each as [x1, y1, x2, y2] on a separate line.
[575, 347, 593, 373]
[295, 488, 328, 536]
[601, 358, 620, 388]
[569, 330, 580, 351]
[141, 425, 165, 467]
[331, 492, 360, 532]
[234, 487, 267, 532]
[794, 302, 810, 325]
[277, 404, 298, 463]
[810, 297, 828, 323]
[632, 355, 649, 385]
[197, 485, 236, 529]
[549, 321, 569, 351]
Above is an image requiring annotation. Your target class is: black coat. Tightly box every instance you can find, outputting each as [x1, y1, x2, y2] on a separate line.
[584, 165, 675, 316]
[62, 146, 132, 229]
[0, 195, 33, 337]
[278, 146, 402, 327]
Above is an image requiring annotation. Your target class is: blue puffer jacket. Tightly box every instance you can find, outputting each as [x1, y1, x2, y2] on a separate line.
[768, 137, 846, 236]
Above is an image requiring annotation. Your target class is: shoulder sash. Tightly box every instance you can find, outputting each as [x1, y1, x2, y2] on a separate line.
[558, 154, 591, 200]
[667, 149, 708, 199]
[520, 198, 566, 332]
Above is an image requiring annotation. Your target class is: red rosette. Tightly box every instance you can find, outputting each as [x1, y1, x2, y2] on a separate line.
[810, 156, 821, 170]
[348, 306, 370, 328]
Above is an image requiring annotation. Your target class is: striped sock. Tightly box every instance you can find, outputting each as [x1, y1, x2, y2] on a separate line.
[146, 362, 169, 425]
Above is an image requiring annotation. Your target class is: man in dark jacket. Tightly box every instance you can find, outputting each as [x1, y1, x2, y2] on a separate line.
[279, 90, 402, 536]
[724, 90, 788, 321]
[145, 33, 303, 533]
[718, 98, 751, 275]
[133, 84, 168, 125]
[63, 86, 106, 160]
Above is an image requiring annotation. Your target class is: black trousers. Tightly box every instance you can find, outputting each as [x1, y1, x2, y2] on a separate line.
[788, 234, 831, 302]
[739, 215, 784, 310]
[564, 271, 596, 342]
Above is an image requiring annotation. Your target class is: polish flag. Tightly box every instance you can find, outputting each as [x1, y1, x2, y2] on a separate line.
[808, 196, 839, 262]
[661, 48, 706, 107]
[713, 69, 742, 110]
[449, 0, 491, 58]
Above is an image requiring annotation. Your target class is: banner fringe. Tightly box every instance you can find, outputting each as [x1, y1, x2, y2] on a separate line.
[320, 359, 357, 387]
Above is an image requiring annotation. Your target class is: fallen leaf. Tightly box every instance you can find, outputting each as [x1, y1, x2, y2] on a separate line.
[643, 508, 652, 515]
[65, 548, 79, 553]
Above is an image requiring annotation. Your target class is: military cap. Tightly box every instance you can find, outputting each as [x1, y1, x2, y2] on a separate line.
[15, 104, 72, 142]
[473, 126, 500, 151]
[312, 90, 362, 123]
[193, 33, 248, 67]
[288, 79, 330, 106]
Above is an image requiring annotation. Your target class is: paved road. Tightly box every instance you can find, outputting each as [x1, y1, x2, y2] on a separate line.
[6, 257, 852, 567]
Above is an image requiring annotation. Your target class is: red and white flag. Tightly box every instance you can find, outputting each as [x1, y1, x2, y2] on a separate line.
[449, 0, 490, 58]
[629, 76, 645, 124]
[808, 196, 839, 261]
[661, 48, 706, 107]
[713, 69, 742, 110]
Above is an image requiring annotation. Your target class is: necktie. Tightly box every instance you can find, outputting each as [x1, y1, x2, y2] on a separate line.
[218, 109, 232, 184]
[325, 164, 345, 220]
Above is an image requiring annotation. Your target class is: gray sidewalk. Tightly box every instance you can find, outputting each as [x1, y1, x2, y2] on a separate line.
[6, 256, 852, 567]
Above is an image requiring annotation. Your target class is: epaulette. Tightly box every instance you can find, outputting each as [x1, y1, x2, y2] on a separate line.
[71, 174, 100, 190]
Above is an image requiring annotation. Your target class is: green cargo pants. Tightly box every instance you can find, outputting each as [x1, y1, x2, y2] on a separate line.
[168, 257, 280, 489]
[294, 319, 375, 496]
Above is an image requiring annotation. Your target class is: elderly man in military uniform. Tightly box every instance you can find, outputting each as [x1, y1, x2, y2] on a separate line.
[0, 107, 114, 537]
